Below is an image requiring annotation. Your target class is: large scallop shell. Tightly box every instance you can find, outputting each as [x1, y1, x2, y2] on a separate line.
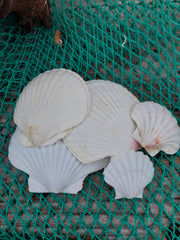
[64, 80, 140, 163]
[131, 101, 180, 156]
[8, 128, 109, 193]
[103, 150, 154, 199]
[14, 68, 90, 147]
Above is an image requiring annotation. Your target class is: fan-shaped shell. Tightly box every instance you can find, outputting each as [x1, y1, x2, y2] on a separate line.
[131, 101, 180, 156]
[103, 150, 154, 199]
[8, 128, 109, 193]
[64, 80, 140, 163]
[14, 68, 90, 147]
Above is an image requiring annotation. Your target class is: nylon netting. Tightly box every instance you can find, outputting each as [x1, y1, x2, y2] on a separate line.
[0, 0, 180, 239]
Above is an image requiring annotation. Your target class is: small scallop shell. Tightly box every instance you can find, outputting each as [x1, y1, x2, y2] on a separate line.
[103, 150, 154, 199]
[131, 101, 180, 156]
[64, 80, 140, 163]
[8, 128, 109, 194]
[14, 68, 90, 147]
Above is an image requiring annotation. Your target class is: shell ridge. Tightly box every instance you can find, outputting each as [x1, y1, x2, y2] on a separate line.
[29, 147, 43, 179]
[58, 141, 71, 186]
[52, 140, 61, 187]
[103, 90, 136, 131]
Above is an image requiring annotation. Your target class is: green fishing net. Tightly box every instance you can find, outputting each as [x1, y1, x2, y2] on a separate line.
[0, 0, 180, 239]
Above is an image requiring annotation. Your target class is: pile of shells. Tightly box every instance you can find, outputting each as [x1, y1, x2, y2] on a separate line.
[8, 69, 180, 199]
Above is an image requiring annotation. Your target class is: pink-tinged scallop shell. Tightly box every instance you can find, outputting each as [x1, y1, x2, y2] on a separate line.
[131, 101, 180, 156]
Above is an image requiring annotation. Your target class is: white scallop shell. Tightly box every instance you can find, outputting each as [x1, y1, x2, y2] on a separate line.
[64, 80, 140, 163]
[8, 128, 109, 193]
[14, 68, 90, 147]
[103, 150, 154, 199]
[131, 101, 180, 156]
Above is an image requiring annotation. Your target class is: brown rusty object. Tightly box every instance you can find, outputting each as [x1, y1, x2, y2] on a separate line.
[53, 29, 63, 46]
[0, 0, 51, 32]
